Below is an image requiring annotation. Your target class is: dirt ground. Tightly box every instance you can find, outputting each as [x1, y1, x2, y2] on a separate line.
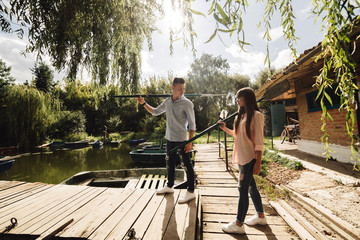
[266, 148, 360, 230]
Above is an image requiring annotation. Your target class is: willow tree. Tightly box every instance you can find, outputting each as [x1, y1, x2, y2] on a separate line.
[6, 85, 59, 151]
[198, 0, 360, 166]
[0, 0, 162, 90]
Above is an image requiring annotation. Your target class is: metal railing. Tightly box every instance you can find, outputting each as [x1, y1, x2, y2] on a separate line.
[218, 127, 233, 171]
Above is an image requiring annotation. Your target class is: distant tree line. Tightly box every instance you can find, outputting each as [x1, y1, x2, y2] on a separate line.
[0, 54, 277, 151]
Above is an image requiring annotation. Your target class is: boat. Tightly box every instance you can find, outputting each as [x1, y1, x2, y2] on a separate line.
[110, 140, 120, 147]
[128, 138, 147, 146]
[91, 141, 103, 148]
[64, 140, 90, 149]
[130, 147, 196, 165]
[0, 159, 15, 174]
[61, 168, 186, 189]
[50, 141, 66, 150]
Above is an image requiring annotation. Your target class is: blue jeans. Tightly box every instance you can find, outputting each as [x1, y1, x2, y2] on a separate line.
[166, 140, 194, 192]
[236, 159, 264, 223]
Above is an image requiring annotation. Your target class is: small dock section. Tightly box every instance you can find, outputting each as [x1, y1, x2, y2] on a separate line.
[0, 180, 198, 239]
[194, 143, 299, 239]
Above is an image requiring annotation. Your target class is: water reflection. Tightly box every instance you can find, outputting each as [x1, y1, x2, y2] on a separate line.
[0, 144, 138, 184]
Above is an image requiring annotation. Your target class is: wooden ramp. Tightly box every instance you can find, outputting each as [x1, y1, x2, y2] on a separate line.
[194, 143, 299, 240]
[0, 180, 198, 239]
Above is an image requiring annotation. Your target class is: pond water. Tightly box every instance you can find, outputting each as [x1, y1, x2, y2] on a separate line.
[0, 144, 154, 184]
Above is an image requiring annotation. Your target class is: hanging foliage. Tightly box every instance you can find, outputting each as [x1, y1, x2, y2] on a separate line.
[202, 0, 360, 167]
[1, 0, 161, 88]
[6, 85, 59, 151]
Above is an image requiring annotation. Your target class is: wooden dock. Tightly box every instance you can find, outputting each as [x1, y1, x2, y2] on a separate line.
[0, 143, 303, 239]
[0, 180, 198, 239]
[194, 143, 299, 240]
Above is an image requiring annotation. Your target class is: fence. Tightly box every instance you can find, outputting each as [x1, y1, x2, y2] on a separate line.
[217, 128, 233, 171]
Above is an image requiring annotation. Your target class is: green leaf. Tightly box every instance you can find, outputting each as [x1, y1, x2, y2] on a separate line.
[216, 3, 230, 25]
[218, 28, 234, 33]
[315, 84, 324, 101]
[205, 29, 217, 43]
[324, 91, 333, 106]
[189, 9, 206, 18]
[213, 13, 228, 26]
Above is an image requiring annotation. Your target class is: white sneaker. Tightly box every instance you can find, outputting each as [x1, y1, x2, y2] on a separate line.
[222, 220, 245, 234]
[178, 191, 196, 204]
[156, 186, 174, 195]
[245, 214, 267, 226]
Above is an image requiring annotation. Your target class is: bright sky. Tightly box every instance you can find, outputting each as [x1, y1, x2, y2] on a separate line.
[0, 0, 324, 84]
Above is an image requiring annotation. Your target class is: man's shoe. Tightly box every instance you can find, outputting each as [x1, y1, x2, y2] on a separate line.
[178, 191, 196, 204]
[156, 186, 174, 195]
[222, 220, 245, 234]
[245, 214, 267, 226]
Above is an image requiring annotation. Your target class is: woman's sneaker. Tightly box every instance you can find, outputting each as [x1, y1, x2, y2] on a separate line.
[222, 220, 245, 234]
[156, 186, 174, 195]
[178, 191, 196, 204]
[245, 214, 267, 226]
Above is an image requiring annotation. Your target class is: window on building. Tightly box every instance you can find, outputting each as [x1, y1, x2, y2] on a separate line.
[306, 84, 341, 112]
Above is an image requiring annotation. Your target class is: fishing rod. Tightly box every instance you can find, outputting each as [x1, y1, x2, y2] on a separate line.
[169, 96, 265, 154]
[112, 93, 227, 98]
[169, 112, 238, 154]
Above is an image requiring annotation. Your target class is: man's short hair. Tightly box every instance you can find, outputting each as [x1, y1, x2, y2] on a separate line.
[173, 77, 185, 86]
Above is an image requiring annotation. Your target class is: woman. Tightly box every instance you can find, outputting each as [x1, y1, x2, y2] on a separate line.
[219, 87, 267, 234]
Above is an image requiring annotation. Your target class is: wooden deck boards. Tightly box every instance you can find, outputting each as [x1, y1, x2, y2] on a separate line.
[0, 180, 198, 239]
[0, 143, 300, 239]
[194, 143, 299, 240]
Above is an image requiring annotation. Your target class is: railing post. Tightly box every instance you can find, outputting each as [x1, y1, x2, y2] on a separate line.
[224, 130, 228, 171]
[218, 127, 221, 159]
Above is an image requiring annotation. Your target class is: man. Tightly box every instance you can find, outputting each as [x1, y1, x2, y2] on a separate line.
[136, 77, 196, 203]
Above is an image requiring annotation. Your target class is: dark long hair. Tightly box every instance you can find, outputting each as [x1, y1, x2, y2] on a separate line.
[234, 87, 260, 139]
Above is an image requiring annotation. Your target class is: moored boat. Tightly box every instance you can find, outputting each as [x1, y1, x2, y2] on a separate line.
[0, 159, 15, 174]
[61, 168, 186, 189]
[130, 147, 196, 165]
[64, 140, 90, 149]
[128, 138, 147, 146]
[91, 141, 103, 148]
[50, 141, 66, 150]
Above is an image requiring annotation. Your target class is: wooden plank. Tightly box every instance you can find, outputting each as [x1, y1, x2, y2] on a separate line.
[29, 187, 106, 235]
[0, 184, 54, 209]
[38, 187, 114, 238]
[198, 179, 237, 184]
[90, 189, 151, 239]
[162, 190, 189, 240]
[200, 196, 238, 204]
[199, 188, 239, 197]
[59, 188, 133, 238]
[150, 175, 159, 190]
[143, 174, 153, 189]
[202, 203, 269, 215]
[0, 185, 87, 231]
[16, 187, 94, 234]
[278, 200, 327, 240]
[202, 232, 298, 240]
[158, 175, 166, 189]
[203, 214, 285, 225]
[0, 181, 25, 191]
[105, 191, 165, 239]
[0, 182, 47, 202]
[183, 190, 199, 240]
[125, 179, 139, 189]
[136, 174, 147, 189]
[288, 187, 360, 239]
[203, 222, 292, 236]
[142, 190, 182, 239]
[269, 201, 315, 240]
[0, 184, 61, 217]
